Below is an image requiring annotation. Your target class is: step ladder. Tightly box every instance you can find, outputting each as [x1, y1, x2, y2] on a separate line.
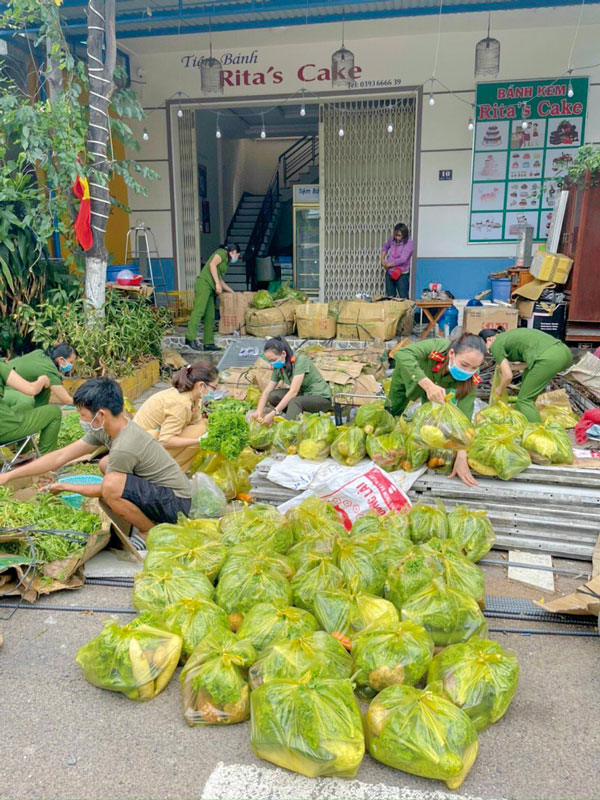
[125, 223, 168, 306]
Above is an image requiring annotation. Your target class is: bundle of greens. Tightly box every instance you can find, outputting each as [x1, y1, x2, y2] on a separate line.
[468, 423, 531, 480]
[248, 631, 351, 688]
[401, 579, 488, 646]
[219, 504, 293, 553]
[408, 501, 448, 544]
[312, 588, 398, 646]
[354, 404, 395, 437]
[132, 568, 215, 616]
[160, 597, 231, 661]
[248, 419, 277, 451]
[215, 559, 292, 616]
[331, 427, 367, 467]
[427, 637, 520, 731]
[446, 506, 496, 562]
[365, 684, 479, 789]
[291, 555, 345, 614]
[384, 545, 444, 609]
[250, 676, 365, 778]
[180, 628, 256, 725]
[521, 420, 574, 465]
[76, 619, 182, 701]
[272, 282, 308, 304]
[351, 620, 434, 698]
[189, 472, 227, 519]
[334, 539, 386, 595]
[297, 413, 337, 461]
[366, 431, 405, 472]
[56, 412, 85, 449]
[411, 397, 475, 451]
[253, 290, 275, 309]
[272, 419, 300, 455]
[236, 603, 319, 653]
[201, 398, 251, 461]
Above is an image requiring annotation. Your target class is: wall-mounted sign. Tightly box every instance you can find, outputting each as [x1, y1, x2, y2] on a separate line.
[469, 77, 589, 244]
[439, 170, 453, 181]
[293, 184, 320, 203]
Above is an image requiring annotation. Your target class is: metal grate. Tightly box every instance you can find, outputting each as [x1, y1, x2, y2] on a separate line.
[217, 337, 267, 370]
[485, 594, 597, 627]
[178, 109, 200, 294]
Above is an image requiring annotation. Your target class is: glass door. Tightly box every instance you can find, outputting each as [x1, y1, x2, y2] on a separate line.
[293, 206, 320, 295]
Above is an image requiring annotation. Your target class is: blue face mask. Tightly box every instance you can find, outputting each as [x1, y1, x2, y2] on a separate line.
[449, 363, 475, 381]
[272, 360, 286, 369]
[205, 389, 228, 402]
[60, 362, 73, 373]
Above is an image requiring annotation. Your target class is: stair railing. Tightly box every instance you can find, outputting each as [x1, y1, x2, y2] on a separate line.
[244, 135, 318, 264]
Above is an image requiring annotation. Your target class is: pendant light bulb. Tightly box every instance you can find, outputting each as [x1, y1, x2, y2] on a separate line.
[521, 120, 528, 130]
[142, 128, 149, 141]
[216, 127, 222, 139]
[428, 93, 435, 107]
[260, 114, 266, 139]
[216, 114, 222, 139]
[567, 81, 574, 98]
[338, 126, 344, 137]
[300, 103, 306, 117]
[387, 122, 393, 133]
[468, 117, 474, 131]
[177, 107, 183, 118]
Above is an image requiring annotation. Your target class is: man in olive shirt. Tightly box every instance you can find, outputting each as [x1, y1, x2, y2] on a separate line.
[0, 378, 192, 537]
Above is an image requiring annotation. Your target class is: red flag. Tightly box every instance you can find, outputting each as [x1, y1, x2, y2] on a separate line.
[72, 175, 93, 251]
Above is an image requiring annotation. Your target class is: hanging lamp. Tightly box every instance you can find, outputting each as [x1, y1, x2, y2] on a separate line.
[201, 18, 224, 95]
[474, 12, 500, 80]
[331, 11, 354, 89]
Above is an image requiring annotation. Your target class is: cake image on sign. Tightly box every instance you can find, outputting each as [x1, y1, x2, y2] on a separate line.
[552, 152, 574, 172]
[550, 120, 579, 146]
[481, 155, 499, 177]
[483, 125, 503, 146]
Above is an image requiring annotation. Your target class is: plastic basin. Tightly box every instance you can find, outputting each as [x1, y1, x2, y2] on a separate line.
[57, 474, 103, 509]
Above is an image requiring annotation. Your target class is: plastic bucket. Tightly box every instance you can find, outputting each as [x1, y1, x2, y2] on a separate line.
[490, 278, 512, 303]
[57, 474, 103, 509]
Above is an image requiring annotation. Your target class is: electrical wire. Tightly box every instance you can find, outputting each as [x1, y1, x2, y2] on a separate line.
[567, 0, 587, 71]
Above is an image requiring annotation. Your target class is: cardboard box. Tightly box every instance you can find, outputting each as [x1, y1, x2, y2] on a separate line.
[295, 303, 336, 339]
[218, 291, 255, 335]
[522, 304, 567, 339]
[245, 299, 298, 338]
[219, 367, 257, 400]
[529, 251, 573, 284]
[336, 300, 405, 342]
[462, 305, 519, 335]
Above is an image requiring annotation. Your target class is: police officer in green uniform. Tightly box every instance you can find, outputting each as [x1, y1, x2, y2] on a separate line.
[0, 362, 62, 454]
[388, 333, 486, 486]
[479, 327, 573, 422]
[5, 344, 76, 410]
[185, 243, 241, 352]
[251, 336, 331, 423]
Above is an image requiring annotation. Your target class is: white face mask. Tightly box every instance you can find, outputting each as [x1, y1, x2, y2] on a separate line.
[81, 411, 104, 434]
[230, 254, 239, 264]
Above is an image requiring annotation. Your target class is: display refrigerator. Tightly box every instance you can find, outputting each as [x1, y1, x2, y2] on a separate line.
[293, 185, 320, 296]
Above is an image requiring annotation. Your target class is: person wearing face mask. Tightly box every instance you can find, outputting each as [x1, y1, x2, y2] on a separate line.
[479, 327, 572, 422]
[251, 336, 331, 423]
[388, 334, 486, 487]
[0, 361, 59, 454]
[185, 243, 241, 352]
[0, 377, 192, 545]
[132, 361, 220, 472]
[5, 344, 76, 409]
[381, 223, 414, 299]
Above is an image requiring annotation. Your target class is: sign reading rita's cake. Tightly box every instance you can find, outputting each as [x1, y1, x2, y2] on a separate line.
[469, 77, 588, 244]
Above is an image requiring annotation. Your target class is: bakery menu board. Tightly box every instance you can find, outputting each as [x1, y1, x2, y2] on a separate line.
[469, 77, 589, 243]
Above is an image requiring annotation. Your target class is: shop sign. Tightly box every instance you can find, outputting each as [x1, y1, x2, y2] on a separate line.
[439, 170, 453, 181]
[294, 185, 320, 203]
[468, 76, 589, 244]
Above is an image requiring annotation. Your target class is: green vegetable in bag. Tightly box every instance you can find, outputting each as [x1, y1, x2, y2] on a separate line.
[427, 637, 520, 731]
[202, 398, 251, 460]
[408, 501, 448, 544]
[468, 423, 531, 480]
[291, 555, 345, 613]
[401, 579, 488, 647]
[285, 496, 346, 541]
[350, 512, 412, 572]
[384, 545, 444, 609]
[401, 430, 430, 472]
[334, 539, 386, 595]
[272, 281, 308, 304]
[273, 419, 300, 454]
[253, 290, 275, 309]
[216, 560, 292, 616]
[220, 504, 293, 553]
[180, 628, 256, 725]
[286, 533, 340, 570]
[76, 619, 182, 701]
[248, 418, 277, 451]
[219, 542, 295, 581]
[160, 597, 230, 660]
[354, 404, 394, 436]
[236, 603, 319, 653]
[522, 420, 574, 465]
[331, 427, 367, 466]
[365, 683, 479, 789]
[350, 511, 381, 538]
[145, 517, 220, 550]
[133, 568, 215, 615]
[366, 431, 405, 471]
[351, 620, 434, 698]
[248, 631, 351, 689]
[251, 676, 365, 778]
[313, 587, 398, 644]
[143, 532, 227, 581]
[297, 413, 337, 461]
[446, 506, 495, 562]
[412, 396, 475, 450]
[424, 538, 486, 607]
[538, 403, 579, 429]
[427, 448, 455, 473]
[475, 400, 528, 430]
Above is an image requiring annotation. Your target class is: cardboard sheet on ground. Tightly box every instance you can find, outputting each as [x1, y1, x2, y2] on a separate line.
[535, 574, 600, 617]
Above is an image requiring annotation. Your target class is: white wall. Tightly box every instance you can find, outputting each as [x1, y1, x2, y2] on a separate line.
[124, 6, 600, 273]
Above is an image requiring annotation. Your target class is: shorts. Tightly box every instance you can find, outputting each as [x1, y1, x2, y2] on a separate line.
[122, 474, 192, 524]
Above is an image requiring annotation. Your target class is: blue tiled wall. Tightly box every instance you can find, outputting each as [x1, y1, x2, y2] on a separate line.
[415, 257, 515, 300]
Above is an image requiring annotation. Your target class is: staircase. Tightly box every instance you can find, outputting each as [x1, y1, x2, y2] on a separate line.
[225, 136, 319, 290]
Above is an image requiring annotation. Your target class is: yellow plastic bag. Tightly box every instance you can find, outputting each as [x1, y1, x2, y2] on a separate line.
[475, 400, 528, 430]
[412, 396, 475, 450]
[521, 420, 574, 465]
[468, 423, 531, 480]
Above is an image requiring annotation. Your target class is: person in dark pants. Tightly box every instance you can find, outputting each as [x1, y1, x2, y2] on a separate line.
[381, 223, 414, 299]
[251, 336, 331, 423]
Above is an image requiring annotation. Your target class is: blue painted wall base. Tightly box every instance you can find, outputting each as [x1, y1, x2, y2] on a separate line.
[415, 257, 515, 300]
